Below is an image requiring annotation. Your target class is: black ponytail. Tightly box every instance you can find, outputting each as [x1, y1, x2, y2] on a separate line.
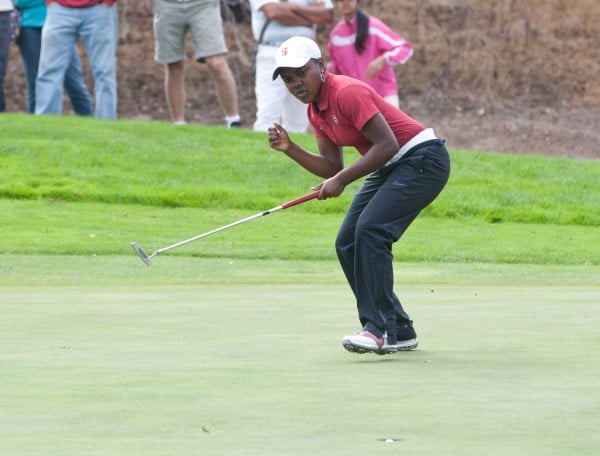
[355, 9, 369, 54]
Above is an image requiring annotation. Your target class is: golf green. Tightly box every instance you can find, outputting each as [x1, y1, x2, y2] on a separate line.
[1, 273, 598, 455]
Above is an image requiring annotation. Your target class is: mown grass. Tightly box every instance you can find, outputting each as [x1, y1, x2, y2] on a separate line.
[2, 283, 599, 456]
[1, 114, 599, 456]
[1, 199, 599, 265]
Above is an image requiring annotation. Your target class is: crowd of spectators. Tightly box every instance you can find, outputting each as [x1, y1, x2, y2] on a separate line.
[1, 0, 413, 130]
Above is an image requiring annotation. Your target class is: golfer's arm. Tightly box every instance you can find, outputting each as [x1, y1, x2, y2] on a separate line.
[333, 114, 399, 186]
[284, 138, 343, 179]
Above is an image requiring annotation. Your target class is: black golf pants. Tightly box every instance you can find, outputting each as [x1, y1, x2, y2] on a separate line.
[335, 140, 450, 344]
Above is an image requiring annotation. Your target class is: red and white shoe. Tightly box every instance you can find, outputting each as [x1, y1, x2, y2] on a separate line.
[342, 331, 398, 355]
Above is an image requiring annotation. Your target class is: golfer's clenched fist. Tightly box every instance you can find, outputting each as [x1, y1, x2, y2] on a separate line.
[268, 123, 291, 152]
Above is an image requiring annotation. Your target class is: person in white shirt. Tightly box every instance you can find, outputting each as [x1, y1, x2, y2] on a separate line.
[249, 0, 334, 133]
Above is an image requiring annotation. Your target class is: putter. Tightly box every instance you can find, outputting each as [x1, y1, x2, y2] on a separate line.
[131, 190, 320, 266]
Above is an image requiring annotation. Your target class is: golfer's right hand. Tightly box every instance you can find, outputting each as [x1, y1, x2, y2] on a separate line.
[268, 122, 291, 152]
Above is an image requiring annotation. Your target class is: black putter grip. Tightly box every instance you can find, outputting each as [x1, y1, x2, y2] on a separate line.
[281, 190, 320, 209]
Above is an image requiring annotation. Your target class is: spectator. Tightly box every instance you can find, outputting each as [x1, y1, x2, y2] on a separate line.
[153, 0, 241, 127]
[15, 0, 92, 115]
[249, 0, 334, 133]
[223, 0, 249, 23]
[327, 0, 413, 108]
[35, 0, 118, 119]
[268, 37, 450, 354]
[0, 0, 13, 112]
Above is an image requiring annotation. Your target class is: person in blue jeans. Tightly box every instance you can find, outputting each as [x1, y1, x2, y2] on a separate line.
[35, 0, 118, 119]
[0, 0, 13, 112]
[15, 0, 92, 115]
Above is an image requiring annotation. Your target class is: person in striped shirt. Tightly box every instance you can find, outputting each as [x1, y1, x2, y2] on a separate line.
[326, 0, 413, 107]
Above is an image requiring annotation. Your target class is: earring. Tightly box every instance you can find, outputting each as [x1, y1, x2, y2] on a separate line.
[320, 70, 325, 82]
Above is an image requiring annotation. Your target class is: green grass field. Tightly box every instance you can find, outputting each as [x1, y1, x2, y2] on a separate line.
[1, 115, 599, 455]
[2, 265, 598, 455]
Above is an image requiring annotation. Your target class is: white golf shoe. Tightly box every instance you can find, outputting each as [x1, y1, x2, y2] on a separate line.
[342, 331, 398, 355]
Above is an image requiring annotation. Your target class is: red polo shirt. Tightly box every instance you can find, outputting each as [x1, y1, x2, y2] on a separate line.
[308, 73, 424, 155]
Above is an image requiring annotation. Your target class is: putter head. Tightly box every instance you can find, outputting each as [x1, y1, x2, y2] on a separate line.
[130, 242, 153, 266]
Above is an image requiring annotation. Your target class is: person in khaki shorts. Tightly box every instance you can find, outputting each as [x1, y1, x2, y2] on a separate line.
[153, 0, 241, 126]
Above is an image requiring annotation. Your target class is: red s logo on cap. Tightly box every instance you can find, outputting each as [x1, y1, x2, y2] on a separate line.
[281, 47, 288, 56]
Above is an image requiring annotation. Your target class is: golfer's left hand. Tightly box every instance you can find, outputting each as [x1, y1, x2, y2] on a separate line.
[268, 122, 291, 152]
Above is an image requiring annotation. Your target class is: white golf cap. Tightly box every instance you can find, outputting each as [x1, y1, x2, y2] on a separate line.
[272, 36, 322, 80]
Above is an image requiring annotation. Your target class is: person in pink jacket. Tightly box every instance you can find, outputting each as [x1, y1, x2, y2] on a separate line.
[326, 0, 413, 107]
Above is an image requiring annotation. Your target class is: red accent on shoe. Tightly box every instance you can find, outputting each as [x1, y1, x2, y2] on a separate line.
[357, 331, 384, 349]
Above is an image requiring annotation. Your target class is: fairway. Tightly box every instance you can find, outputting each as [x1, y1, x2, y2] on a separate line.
[1, 260, 598, 455]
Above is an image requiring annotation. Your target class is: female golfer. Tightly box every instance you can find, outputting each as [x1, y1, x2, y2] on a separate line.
[268, 36, 450, 354]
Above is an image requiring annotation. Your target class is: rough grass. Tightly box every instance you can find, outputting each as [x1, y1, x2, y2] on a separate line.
[1, 115, 599, 226]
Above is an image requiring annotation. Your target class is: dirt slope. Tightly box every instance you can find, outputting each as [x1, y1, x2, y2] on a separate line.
[4, 0, 599, 159]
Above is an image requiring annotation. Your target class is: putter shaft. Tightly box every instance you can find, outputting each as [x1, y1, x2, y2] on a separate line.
[131, 190, 319, 266]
